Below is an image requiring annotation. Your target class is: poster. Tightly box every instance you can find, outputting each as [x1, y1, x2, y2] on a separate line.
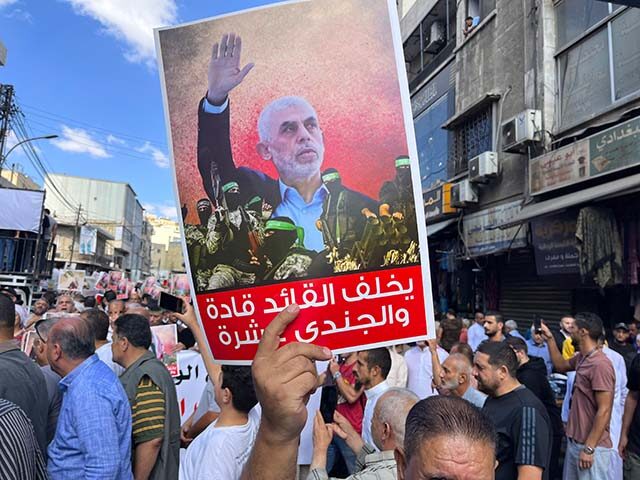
[156, 0, 434, 363]
[151, 324, 179, 377]
[107, 270, 123, 292]
[173, 350, 208, 424]
[170, 273, 190, 297]
[57, 269, 86, 291]
[79, 226, 97, 255]
[531, 211, 580, 276]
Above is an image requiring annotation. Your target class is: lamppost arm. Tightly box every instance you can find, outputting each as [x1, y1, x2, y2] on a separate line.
[0, 134, 58, 169]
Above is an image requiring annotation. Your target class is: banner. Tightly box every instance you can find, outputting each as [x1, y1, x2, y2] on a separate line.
[0, 189, 44, 233]
[173, 350, 208, 425]
[156, 0, 434, 363]
[531, 212, 580, 275]
[57, 269, 86, 291]
[79, 226, 97, 255]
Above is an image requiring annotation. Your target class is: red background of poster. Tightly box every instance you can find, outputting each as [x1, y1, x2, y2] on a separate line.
[158, 0, 409, 225]
[195, 265, 427, 363]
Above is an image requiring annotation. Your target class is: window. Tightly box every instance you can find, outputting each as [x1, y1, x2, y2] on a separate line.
[556, 5, 640, 129]
[415, 94, 452, 189]
[450, 106, 493, 175]
[467, 0, 496, 21]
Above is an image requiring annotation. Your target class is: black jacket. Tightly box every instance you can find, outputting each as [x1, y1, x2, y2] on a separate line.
[517, 356, 564, 437]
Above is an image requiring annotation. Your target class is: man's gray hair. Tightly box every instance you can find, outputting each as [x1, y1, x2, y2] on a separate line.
[375, 387, 419, 447]
[257, 96, 318, 142]
[48, 317, 95, 360]
[505, 319, 519, 331]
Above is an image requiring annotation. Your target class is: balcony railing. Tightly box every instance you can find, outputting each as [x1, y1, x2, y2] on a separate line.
[0, 237, 56, 277]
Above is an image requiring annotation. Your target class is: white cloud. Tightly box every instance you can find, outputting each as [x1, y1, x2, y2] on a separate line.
[3, 7, 32, 22]
[137, 141, 170, 168]
[52, 124, 111, 158]
[143, 202, 177, 221]
[62, 0, 178, 66]
[0, 0, 18, 8]
[106, 134, 126, 145]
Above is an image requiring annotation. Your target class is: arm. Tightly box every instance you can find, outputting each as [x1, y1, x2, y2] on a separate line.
[309, 411, 334, 474]
[619, 390, 639, 457]
[540, 321, 572, 373]
[427, 340, 443, 388]
[580, 390, 614, 470]
[134, 438, 163, 480]
[241, 305, 333, 480]
[187, 410, 219, 438]
[517, 465, 543, 480]
[198, 33, 253, 203]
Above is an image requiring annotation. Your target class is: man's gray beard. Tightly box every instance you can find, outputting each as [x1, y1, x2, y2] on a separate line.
[276, 155, 323, 184]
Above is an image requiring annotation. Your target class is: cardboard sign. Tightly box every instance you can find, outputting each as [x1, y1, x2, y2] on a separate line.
[156, 0, 434, 363]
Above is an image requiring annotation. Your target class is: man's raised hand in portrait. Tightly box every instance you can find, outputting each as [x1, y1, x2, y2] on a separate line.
[207, 33, 254, 105]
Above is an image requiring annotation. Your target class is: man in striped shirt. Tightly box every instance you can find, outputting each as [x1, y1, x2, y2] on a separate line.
[474, 341, 552, 480]
[113, 314, 180, 480]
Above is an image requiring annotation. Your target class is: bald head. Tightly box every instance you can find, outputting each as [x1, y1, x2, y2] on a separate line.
[48, 317, 95, 360]
[373, 387, 419, 450]
[439, 353, 473, 393]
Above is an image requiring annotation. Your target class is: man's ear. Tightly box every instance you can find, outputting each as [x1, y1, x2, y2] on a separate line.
[394, 447, 407, 480]
[256, 142, 271, 161]
[51, 343, 62, 362]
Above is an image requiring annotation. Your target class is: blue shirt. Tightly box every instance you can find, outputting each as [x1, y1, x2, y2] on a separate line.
[48, 354, 133, 480]
[526, 339, 553, 376]
[274, 180, 328, 252]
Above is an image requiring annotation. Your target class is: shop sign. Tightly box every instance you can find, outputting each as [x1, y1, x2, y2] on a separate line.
[530, 115, 640, 195]
[411, 61, 453, 116]
[424, 183, 457, 222]
[531, 212, 580, 275]
[463, 200, 528, 256]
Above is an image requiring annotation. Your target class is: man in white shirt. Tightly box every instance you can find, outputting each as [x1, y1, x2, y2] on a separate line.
[467, 311, 487, 351]
[81, 308, 124, 376]
[181, 365, 259, 480]
[405, 341, 448, 399]
[386, 345, 407, 388]
[352, 348, 391, 447]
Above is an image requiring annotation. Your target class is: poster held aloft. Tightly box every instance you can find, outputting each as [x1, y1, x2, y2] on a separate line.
[57, 269, 86, 292]
[155, 0, 435, 364]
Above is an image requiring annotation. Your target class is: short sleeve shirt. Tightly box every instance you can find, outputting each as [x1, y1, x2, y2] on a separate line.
[482, 385, 552, 480]
[132, 376, 165, 445]
[566, 350, 615, 447]
[626, 354, 640, 455]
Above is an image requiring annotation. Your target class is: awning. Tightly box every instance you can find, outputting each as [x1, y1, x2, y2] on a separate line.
[498, 172, 640, 229]
[427, 217, 457, 236]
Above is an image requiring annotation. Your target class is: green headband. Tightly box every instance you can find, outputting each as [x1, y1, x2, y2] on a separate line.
[265, 220, 305, 247]
[222, 181, 239, 193]
[245, 196, 262, 207]
[395, 156, 411, 168]
[322, 172, 341, 183]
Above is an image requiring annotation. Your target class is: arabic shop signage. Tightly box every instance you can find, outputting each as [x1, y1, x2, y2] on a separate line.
[531, 211, 580, 275]
[423, 183, 457, 222]
[463, 200, 528, 256]
[530, 114, 640, 195]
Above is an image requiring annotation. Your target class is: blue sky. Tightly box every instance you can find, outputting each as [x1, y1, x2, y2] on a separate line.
[0, 0, 280, 219]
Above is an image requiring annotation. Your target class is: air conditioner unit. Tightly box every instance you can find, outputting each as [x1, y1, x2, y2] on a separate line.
[450, 179, 478, 208]
[469, 151, 499, 183]
[425, 21, 445, 54]
[501, 109, 542, 153]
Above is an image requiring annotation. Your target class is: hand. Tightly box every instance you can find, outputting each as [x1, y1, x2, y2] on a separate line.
[180, 420, 193, 448]
[333, 410, 363, 454]
[427, 338, 438, 353]
[207, 33, 254, 105]
[619, 434, 628, 459]
[578, 449, 594, 470]
[170, 342, 186, 354]
[171, 298, 198, 331]
[252, 305, 333, 444]
[312, 411, 333, 453]
[329, 358, 340, 375]
[539, 321, 553, 342]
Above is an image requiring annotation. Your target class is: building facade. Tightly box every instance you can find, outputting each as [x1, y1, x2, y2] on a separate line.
[44, 173, 152, 280]
[147, 214, 185, 277]
[402, 0, 640, 331]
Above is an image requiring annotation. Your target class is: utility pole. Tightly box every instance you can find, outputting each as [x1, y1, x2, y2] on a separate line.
[68, 203, 82, 265]
[0, 84, 15, 170]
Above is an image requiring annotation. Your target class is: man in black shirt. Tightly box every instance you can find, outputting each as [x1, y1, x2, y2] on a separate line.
[507, 336, 564, 480]
[610, 323, 637, 370]
[475, 341, 552, 480]
[620, 353, 640, 479]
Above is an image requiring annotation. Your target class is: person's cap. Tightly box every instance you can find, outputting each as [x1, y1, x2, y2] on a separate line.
[0, 286, 18, 297]
[265, 218, 305, 247]
[395, 155, 411, 168]
[614, 322, 629, 331]
[321, 168, 341, 183]
[196, 198, 211, 208]
[222, 181, 239, 193]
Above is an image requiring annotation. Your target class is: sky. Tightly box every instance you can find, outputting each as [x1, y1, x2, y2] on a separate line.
[0, 0, 283, 220]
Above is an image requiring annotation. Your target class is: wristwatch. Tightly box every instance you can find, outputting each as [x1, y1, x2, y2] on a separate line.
[333, 371, 342, 381]
[582, 445, 595, 455]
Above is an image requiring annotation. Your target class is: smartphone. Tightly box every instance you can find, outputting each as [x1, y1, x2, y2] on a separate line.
[159, 292, 184, 313]
[533, 316, 543, 334]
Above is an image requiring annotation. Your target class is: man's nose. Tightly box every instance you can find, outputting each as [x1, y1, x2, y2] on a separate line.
[296, 122, 311, 141]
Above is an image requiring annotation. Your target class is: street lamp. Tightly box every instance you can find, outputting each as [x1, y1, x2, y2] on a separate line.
[0, 134, 58, 170]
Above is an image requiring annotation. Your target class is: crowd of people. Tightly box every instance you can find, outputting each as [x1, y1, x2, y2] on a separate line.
[2, 283, 640, 480]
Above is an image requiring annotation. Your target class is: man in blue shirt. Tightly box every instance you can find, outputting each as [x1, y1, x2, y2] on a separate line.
[46, 317, 132, 480]
[197, 33, 375, 254]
